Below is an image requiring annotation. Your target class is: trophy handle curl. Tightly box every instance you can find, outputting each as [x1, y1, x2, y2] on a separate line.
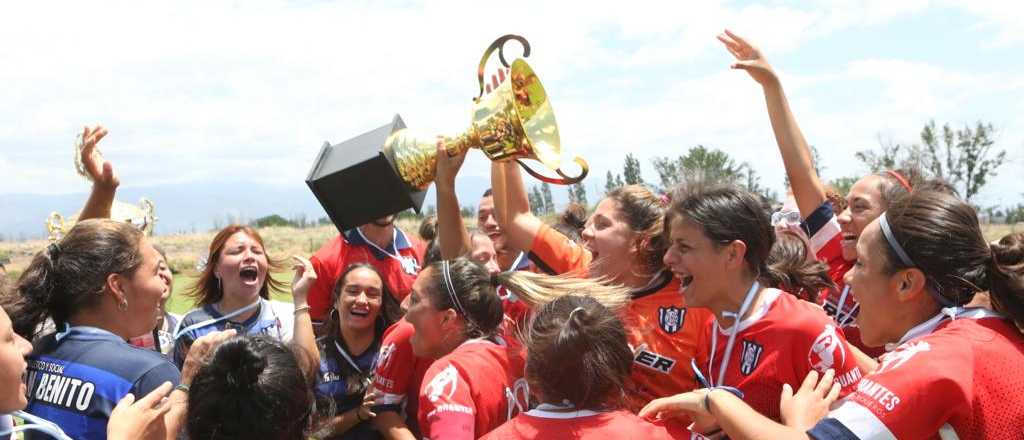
[46, 212, 67, 242]
[476, 34, 531, 101]
[515, 157, 589, 185]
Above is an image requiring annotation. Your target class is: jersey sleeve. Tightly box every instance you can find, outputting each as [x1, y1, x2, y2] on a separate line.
[309, 236, 342, 321]
[790, 320, 861, 398]
[372, 321, 418, 413]
[133, 361, 181, 396]
[528, 223, 591, 276]
[418, 362, 477, 440]
[818, 340, 966, 439]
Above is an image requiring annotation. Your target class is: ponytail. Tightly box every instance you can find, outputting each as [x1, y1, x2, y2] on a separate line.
[2, 219, 143, 338]
[988, 233, 1024, 327]
[523, 295, 632, 410]
[492, 270, 631, 313]
[763, 230, 836, 302]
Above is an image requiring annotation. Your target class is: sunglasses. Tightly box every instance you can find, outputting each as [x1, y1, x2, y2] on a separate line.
[771, 210, 802, 227]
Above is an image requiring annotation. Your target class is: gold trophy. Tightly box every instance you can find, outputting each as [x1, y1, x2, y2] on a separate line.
[308, 35, 589, 230]
[45, 133, 158, 241]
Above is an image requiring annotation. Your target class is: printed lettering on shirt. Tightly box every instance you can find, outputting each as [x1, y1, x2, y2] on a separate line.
[658, 306, 686, 334]
[504, 377, 531, 421]
[808, 325, 846, 372]
[854, 377, 901, 411]
[740, 340, 763, 376]
[634, 348, 677, 374]
[25, 361, 96, 412]
[877, 341, 931, 373]
[425, 364, 459, 403]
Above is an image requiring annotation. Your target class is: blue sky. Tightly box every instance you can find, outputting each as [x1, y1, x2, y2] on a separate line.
[1, 0, 1021, 210]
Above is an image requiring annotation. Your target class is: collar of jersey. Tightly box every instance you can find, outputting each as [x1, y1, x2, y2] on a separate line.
[525, 404, 602, 419]
[888, 306, 1004, 351]
[206, 299, 265, 326]
[57, 325, 124, 343]
[343, 227, 412, 258]
[715, 288, 783, 335]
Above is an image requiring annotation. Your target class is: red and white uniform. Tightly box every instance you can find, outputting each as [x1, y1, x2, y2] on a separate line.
[529, 224, 714, 412]
[418, 339, 529, 439]
[309, 228, 424, 321]
[804, 201, 884, 358]
[809, 308, 1024, 440]
[698, 289, 862, 422]
[480, 407, 682, 440]
[371, 320, 433, 435]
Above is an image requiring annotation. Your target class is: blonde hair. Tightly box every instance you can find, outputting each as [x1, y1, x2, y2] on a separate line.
[494, 270, 631, 313]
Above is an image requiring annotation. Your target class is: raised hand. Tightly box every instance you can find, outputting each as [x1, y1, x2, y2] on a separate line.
[717, 29, 778, 87]
[434, 138, 468, 189]
[107, 381, 173, 440]
[78, 125, 119, 190]
[780, 369, 841, 431]
[290, 255, 318, 304]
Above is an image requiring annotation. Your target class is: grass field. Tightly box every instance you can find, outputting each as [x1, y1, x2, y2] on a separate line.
[3, 219, 1022, 315]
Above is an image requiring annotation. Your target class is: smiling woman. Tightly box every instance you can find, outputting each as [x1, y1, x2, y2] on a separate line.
[172, 225, 294, 369]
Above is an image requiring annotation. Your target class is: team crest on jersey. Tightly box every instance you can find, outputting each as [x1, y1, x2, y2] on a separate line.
[808, 325, 845, 372]
[425, 364, 459, 403]
[658, 306, 686, 334]
[739, 340, 763, 376]
[376, 342, 396, 370]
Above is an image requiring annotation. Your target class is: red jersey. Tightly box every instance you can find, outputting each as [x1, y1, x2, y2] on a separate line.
[418, 340, 529, 439]
[697, 289, 862, 422]
[811, 308, 1024, 440]
[480, 408, 679, 440]
[371, 319, 432, 435]
[309, 228, 424, 321]
[529, 224, 713, 412]
[805, 201, 884, 358]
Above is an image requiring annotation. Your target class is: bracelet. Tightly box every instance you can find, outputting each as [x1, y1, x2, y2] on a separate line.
[174, 383, 190, 394]
[703, 391, 712, 412]
[294, 305, 311, 315]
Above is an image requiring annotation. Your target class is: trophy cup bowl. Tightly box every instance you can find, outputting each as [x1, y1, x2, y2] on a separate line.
[307, 35, 589, 231]
[46, 198, 158, 241]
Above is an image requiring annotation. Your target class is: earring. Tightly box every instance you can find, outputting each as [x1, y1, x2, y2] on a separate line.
[119, 300, 128, 312]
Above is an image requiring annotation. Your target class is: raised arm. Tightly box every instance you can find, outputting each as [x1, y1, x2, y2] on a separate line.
[718, 30, 827, 218]
[491, 161, 544, 253]
[433, 140, 473, 259]
[76, 125, 120, 220]
[289, 256, 320, 380]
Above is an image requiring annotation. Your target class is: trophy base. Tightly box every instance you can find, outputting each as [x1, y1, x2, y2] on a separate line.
[306, 115, 426, 232]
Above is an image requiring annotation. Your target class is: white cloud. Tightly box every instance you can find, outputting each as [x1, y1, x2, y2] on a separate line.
[0, 0, 1020, 209]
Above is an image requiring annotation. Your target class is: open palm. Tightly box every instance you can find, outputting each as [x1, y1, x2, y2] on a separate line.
[717, 29, 778, 87]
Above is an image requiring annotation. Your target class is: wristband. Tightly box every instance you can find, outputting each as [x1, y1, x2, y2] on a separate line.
[174, 383, 190, 394]
[294, 305, 311, 315]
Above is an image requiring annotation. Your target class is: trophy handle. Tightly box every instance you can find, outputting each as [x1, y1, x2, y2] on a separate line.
[476, 34, 531, 101]
[515, 157, 589, 185]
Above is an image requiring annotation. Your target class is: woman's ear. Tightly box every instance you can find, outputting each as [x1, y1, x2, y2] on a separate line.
[106, 272, 128, 305]
[894, 268, 929, 303]
[726, 240, 749, 270]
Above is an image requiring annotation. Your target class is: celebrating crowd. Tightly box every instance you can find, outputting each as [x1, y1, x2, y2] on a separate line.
[1, 30, 1023, 440]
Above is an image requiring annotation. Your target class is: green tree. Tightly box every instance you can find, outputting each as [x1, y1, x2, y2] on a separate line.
[623, 153, 644, 185]
[856, 121, 1006, 201]
[541, 182, 555, 214]
[252, 214, 292, 228]
[652, 145, 747, 190]
[568, 182, 589, 207]
[604, 170, 620, 195]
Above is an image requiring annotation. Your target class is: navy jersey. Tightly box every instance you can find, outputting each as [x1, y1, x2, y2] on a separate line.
[172, 299, 293, 368]
[315, 338, 380, 440]
[24, 326, 180, 440]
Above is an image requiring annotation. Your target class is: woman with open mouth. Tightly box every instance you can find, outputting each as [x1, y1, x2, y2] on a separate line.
[642, 190, 1024, 439]
[491, 160, 715, 413]
[290, 260, 402, 440]
[646, 185, 861, 437]
[173, 225, 294, 369]
[716, 29, 955, 357]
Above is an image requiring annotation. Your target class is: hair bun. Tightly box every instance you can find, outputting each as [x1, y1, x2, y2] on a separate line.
[214, 339, 267, 390]
[991, 233, 1024, 268]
